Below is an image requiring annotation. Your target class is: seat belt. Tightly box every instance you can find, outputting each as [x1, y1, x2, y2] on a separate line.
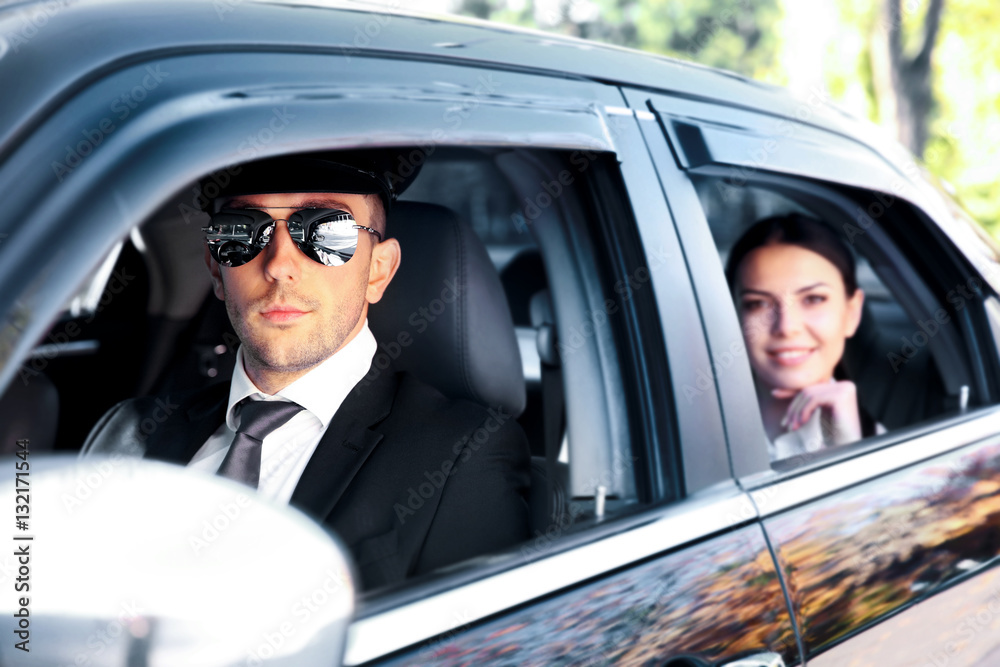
[532, 290, 563, 525]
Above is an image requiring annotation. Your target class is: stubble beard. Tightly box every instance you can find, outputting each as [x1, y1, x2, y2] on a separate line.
[223, 276, 368, 381]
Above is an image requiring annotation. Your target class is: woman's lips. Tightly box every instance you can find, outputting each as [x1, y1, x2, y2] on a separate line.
[767, 348, 815, 366]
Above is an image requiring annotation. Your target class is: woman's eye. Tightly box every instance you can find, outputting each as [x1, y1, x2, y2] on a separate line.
[741, 299, 767, 312]
[803, 294, 827, 305]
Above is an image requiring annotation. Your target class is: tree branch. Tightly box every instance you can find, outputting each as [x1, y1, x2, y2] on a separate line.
[883, 0, 903, 72]
[912, 0, 945, 70]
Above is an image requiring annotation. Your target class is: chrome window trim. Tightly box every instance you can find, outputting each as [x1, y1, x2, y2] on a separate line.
[752, 407, 1000, 518]
[344, 488, 750, 665]
[603, 105, 634, 116]
[29, 339, 100, 359]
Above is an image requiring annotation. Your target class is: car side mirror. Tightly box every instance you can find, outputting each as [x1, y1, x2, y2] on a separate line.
[0, 455, 354, 666]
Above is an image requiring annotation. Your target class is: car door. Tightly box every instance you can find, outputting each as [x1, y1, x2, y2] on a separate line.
[0, 8, 801, 663]
[632, 85, 1000, 665]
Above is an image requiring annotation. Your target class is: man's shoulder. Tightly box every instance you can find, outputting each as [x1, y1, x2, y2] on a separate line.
[111, 383, 228, 421]
[367, 369, 524, 466]
[389, 370, 514, 431]
[81, 383, 228, 456]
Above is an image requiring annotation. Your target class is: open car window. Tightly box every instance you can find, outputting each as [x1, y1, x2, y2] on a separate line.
[690, 171, 997, 468]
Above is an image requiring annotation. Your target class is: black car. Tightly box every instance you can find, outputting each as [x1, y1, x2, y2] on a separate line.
[3, 1, 1000, 665]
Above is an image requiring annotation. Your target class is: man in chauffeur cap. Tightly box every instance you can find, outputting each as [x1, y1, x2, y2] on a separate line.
[83, 150, 531, 590]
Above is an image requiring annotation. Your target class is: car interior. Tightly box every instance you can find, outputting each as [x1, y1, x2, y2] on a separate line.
[0, 145, 663, 587]
[693, 171, 985, 462]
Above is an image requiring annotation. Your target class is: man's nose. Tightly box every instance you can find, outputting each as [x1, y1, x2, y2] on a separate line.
[260, 220, 303, 281]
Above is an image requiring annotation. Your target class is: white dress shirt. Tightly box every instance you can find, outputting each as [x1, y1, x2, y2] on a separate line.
[188, 320, 377, 503]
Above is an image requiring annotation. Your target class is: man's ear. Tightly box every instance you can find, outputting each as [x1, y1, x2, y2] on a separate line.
[845, 288, 865, 338]
[204, 245, 226, 300]
[366, 238, 401, 304]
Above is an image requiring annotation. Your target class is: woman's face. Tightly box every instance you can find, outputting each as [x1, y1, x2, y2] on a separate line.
[736, 243, 864, 392]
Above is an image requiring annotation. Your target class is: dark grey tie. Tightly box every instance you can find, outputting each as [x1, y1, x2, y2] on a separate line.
[217, 399, 304, 488]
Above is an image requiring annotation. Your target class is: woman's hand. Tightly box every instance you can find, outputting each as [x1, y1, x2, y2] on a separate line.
[772, 381, 862, 445]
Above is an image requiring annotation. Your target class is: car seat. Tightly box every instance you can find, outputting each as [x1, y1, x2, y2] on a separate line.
[369, 201, 569, 536]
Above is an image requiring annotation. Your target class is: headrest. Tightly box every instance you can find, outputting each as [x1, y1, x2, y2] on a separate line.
[368, 202, 526, 417]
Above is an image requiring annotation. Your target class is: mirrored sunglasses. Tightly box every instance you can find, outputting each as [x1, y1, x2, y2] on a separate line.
[202, 207, 382, 268]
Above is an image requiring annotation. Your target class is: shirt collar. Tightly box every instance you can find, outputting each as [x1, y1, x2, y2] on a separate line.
[225, 320, 378, 430]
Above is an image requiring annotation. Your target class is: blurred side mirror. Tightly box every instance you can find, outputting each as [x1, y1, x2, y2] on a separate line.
[0, 455, 354, 666]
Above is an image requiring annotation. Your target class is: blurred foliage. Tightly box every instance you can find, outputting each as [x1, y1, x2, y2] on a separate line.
[457, 0, 783, 80]
[453, 0, 1000, 236]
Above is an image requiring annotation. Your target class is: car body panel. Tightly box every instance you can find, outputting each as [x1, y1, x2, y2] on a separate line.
[0, 0, 889, 167]
[373, 523, 798, 666]
[808, 561, 1000, 666]
[762, 418, 1000, 661]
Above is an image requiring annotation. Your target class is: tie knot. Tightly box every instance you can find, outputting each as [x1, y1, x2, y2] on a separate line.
[236, 399, 304, 442]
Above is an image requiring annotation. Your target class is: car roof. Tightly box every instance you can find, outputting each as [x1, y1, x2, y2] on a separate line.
[0, 0, 904, 174]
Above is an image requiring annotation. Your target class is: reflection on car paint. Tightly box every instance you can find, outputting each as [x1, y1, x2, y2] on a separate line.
[809, 563, 1000, 666]
[384, 525, 799, 666]
[765, 436, 1000, 658]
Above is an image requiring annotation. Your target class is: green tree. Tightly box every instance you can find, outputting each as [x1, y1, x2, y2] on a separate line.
[870, 0, 946, 157]
[455, 0, 783, 81]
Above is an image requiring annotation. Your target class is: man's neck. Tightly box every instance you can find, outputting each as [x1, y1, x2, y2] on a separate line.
[244, 363, 313, 395]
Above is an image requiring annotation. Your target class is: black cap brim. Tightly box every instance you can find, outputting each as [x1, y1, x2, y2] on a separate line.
[201, 149, 422, 212]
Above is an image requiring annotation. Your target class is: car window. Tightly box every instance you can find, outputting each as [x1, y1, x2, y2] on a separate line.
[690, 172, 994, 466]
[2, 143, 677, 592]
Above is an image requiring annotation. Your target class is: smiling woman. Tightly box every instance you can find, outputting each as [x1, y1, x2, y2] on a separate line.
[725, 214, 875, 460]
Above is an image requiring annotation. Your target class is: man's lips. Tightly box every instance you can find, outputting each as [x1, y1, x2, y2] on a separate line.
[766, 347, 816, 366]
[260, 306, 309, 323]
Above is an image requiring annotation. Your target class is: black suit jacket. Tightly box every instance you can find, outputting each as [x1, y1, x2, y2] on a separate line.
[82, 363, 531, 590]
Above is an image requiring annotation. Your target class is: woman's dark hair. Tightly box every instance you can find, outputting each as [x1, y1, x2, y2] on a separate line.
[724, 213, 858, 296]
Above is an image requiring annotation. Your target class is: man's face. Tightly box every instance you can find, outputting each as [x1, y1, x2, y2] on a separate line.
[205, 191, 398, 390]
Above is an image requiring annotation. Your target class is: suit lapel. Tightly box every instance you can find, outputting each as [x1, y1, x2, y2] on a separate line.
[290, 366, 398, 520]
